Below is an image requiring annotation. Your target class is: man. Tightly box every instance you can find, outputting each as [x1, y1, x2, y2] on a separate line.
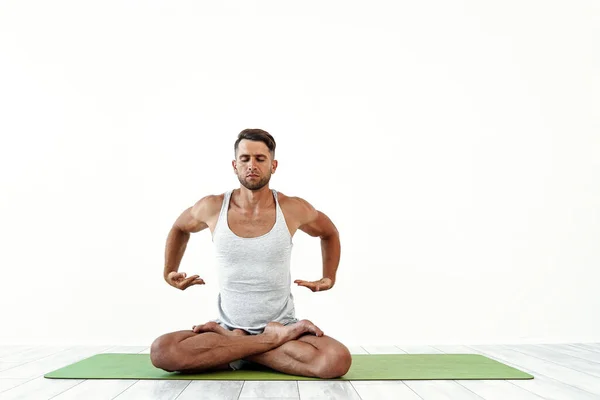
[150, 129, 352, 378]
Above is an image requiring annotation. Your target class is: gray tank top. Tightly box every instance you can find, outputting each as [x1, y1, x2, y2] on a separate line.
[212, 189, 296, 333]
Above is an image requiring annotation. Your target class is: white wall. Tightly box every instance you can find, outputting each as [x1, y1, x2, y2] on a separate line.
[1, 0, 598, 347]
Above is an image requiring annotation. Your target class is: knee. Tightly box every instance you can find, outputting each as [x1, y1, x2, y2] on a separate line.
[315, 344, 352, 379]
[150, 334, 178, 372]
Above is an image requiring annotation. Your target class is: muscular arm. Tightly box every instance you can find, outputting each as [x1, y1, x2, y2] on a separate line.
[164, 196, 216, 283]
[296, 201, 341, 286]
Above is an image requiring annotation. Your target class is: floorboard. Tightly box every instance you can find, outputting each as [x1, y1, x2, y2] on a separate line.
[0, 343, 599, 399]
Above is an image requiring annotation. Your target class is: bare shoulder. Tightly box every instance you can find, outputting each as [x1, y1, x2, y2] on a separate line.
[277, 191, 318, 226]
[278, 191, 338, 238]
[173, 194, 224, 233]
[191, 194, 224, 222]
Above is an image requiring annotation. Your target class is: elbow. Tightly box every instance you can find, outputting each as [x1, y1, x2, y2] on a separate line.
[320, 228, 339, 241]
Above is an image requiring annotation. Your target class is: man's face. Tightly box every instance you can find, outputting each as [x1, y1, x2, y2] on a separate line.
[233, 139, 277, 191]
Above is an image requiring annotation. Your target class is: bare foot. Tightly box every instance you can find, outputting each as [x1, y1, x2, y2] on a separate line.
[191, 321, 232, 335]
[192, 322, 250, 337]
[263, 320, 324, 345]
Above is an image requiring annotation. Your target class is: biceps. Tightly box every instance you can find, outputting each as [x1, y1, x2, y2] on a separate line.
[174, 207, 208, 233]
[299, 211, 338, 238]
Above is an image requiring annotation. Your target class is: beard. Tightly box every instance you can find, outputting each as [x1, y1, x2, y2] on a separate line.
[238, 173, 271, 191]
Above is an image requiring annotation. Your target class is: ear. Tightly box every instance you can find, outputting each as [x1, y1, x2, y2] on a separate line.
[271, 159, 278, 173]
[232, 160, 237, 173]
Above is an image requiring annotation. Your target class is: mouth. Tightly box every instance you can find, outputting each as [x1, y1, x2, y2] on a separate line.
[247, 174, 259, 178]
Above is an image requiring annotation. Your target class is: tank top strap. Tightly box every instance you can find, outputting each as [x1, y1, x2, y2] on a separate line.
[212, 190, 233, 241]
[272, 189, 280, 210]
[272, 189, 293, 242]
[219, 190, 233, 219]
[272, 189, 285, 222]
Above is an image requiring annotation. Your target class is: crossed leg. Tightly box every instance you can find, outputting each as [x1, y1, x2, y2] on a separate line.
[205, 322, 352, 378]
[150, 320, 352, 379]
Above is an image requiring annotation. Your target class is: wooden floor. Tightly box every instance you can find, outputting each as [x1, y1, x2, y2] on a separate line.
[1, 342, 600, 399]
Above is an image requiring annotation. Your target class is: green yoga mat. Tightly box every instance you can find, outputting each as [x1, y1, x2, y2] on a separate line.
[45, 353, 533, 381]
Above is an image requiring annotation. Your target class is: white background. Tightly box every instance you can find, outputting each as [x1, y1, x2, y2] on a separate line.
[0, 0, 598, 347]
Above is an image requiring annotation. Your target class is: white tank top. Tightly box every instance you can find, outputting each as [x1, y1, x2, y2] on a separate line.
[211, 189, 296, 333]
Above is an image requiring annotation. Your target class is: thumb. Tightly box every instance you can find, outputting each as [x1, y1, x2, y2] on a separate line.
[175, 272, 188, 280]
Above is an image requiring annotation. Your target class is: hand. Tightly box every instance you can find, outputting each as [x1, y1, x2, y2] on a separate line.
[166, 271, 205, 290]
[294, 277, 333, 292]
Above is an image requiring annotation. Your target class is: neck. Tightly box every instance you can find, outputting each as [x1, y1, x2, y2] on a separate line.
[234, 186, 274, 210]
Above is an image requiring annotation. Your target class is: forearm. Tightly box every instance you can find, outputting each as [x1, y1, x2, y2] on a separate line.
[320, 233, 340, 284]
[164, 227, 191, 281]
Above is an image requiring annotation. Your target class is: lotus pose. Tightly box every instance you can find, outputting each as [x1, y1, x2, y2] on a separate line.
[150, 129, 351, 378]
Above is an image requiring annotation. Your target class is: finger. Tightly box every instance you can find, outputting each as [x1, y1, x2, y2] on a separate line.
[169, 272, 184, 281]
[173, 272, 187, 281]
[312, 324, 324, 336]
[182, 275, 200, 286]
[186, 280, 205, 288]
[298, 283, 315, 290]
[178, 278, 195, 290]
[180, 281, 193, 289]
[307, 323, 324, 337]
[181, 278, 204, 290]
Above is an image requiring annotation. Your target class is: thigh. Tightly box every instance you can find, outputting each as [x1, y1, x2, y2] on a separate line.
[242, 334, 348, 377]
[297, 333, 348, 352]
[247, 333, 347, 363]
[151, 329, 232, 372]
[152, 329, 197, 348]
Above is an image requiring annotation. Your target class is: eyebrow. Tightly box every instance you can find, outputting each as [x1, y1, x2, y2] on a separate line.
[238, 154, 268, 158]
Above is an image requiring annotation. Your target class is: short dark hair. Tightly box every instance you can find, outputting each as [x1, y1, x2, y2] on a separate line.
[234, 129, 276, 158]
